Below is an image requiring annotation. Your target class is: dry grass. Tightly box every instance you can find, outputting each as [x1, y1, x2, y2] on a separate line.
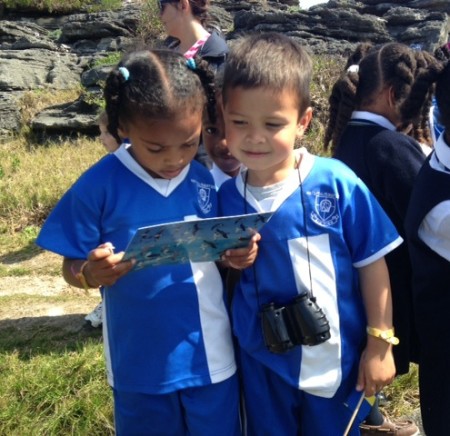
[0, 137, 105, 235]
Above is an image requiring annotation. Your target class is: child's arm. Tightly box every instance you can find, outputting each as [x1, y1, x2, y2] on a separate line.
[63, 242, 135, 289]
[220, 233, 261, 270]
[356, 257, 396, 397]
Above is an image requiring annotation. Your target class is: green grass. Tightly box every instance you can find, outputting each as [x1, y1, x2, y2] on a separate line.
[0, 342, 113, 435]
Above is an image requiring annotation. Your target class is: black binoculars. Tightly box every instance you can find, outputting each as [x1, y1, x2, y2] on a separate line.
[260, 292, 331, 353]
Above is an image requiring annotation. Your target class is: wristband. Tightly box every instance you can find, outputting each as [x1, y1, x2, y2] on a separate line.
[366, 326, 399, 345]
[75, 261, 91, 291]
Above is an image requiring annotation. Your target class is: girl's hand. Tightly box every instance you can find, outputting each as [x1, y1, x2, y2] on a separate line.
[221, 233, 261, 270]
[64, 242, 135, 289]
[356, 336, 396, 397]
[85, 243, 135, 287]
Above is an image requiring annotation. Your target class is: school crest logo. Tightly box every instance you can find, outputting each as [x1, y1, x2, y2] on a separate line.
[194, 181, 213, 214]
[310, 191, 340, 227]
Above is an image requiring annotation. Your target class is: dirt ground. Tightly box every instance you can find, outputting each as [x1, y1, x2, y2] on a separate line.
[0, 250, 101, 333]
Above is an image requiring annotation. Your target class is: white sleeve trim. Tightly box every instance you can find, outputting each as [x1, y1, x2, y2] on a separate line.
[353, 236, 404, 268]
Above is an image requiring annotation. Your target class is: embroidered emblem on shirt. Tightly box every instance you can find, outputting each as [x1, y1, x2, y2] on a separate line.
[193, 181, 213, 214]
[310, 191, 340, 227]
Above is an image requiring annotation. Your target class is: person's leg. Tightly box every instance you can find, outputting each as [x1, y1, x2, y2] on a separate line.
[300, 373, 367, 436]
[113, 389, 184, 435]
[181, 374, 241, 436]
[419, 342, 450, 435]
[239, 349, 300, 436]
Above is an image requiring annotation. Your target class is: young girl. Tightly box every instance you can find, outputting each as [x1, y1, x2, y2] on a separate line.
[324, 42, 442, 373]
[218, 32, 401, 436]
[324, 42, 441, 434]
[405, 59, 450, 436]
[98, 110, 121, 154]
[36, 49, 257, 435]
[202, 73, 241, 189]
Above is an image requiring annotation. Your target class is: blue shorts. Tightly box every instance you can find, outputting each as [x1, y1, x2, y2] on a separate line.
[239, 350, 366, 436]
[113, 374, 241, 435]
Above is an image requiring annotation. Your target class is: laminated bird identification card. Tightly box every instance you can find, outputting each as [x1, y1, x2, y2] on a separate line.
[122, 212, 273, 271]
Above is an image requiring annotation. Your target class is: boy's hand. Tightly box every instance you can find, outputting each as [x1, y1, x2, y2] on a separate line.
[356, 336, 396, 397]
[221, 233, 261, 270]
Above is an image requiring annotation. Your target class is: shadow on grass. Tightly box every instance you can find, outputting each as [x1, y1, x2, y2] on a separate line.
[0, 313, 102, 359]
[0, 240, 42, 264]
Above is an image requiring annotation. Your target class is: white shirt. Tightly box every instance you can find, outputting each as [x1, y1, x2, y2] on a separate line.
[418, 133, 450, 261]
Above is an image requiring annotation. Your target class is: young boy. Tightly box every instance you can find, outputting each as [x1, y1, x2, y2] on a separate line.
[218, 32, 401, 435]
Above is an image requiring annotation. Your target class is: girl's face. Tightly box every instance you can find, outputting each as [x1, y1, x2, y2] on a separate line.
[202, 103, 241, 177]
[119, 112, 202, 180]
[99, 122, 120, 153]
[223, 86, 311, 186]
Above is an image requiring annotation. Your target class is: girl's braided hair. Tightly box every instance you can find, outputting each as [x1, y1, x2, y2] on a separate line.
[324, 42, 443, 151]
[103, 49, 216, 144]
[435, 59, 450, 133]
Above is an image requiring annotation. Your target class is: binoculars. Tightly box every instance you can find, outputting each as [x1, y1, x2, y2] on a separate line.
[260, 292, 331, 353]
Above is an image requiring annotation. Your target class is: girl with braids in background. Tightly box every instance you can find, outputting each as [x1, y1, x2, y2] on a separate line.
[430, 42, 450, 143]
[36, 49, 258, 435]
[324, 41, 442, 435]
[405, 58, 450, 436]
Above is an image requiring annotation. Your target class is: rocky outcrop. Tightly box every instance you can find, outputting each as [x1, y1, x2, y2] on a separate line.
[0, 0, 449, 139]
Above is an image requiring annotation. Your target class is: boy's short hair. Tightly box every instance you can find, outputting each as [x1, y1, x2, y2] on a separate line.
[222, 32, 312, 115]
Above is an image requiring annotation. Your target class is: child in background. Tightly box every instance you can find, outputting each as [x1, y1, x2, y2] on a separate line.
[219, 32, 401, 435]
[98, 110, 121, 153]
[324, 43, 441, 434]
[37, 49, 258, 435]
[405, 59, 450, 436]
[202, 74, 241, 188]
[84, 111, 122, 328]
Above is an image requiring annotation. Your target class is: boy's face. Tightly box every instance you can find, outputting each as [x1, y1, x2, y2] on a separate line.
[119, 112, 201, 180]
[223, 86, 311, 185]
[202, 102, 241, 177]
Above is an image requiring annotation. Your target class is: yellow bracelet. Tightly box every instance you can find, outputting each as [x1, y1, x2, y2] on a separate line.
[75, 261, 91, 291]
[366, 326, 399, 345]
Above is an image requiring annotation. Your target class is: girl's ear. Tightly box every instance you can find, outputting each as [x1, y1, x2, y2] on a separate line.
[296, 107, 313, 137]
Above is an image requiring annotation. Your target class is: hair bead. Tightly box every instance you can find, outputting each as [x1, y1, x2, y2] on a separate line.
[186, 58, 196, 71]
[118, 67, 130, 82]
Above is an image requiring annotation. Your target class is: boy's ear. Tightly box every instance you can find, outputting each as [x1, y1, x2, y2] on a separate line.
[296, 107, 313, 137]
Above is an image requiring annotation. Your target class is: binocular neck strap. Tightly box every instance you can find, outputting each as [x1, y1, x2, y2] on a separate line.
[242, 164, 315, 311]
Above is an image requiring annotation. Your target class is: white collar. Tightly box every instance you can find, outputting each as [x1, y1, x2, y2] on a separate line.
[114, 143, 189, 197]
[210, 163, 232, 189]
[235, 147, 314, 213]
[351, 111, 397, 131]
[433, 133, 450, 170]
